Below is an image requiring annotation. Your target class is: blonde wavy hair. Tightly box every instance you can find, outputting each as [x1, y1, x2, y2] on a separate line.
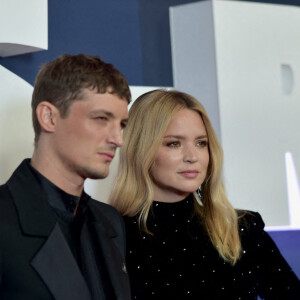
[109, 89, 242, 265]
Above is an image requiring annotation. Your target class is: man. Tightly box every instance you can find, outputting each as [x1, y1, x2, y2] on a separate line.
[0, 54, 131, 300]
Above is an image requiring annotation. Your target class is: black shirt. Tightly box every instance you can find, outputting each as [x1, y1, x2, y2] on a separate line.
[30, 163, 115, 300]
[30, 164, 88, 265]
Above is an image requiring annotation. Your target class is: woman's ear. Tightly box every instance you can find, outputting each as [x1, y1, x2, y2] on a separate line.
[35, 101, 58, 133]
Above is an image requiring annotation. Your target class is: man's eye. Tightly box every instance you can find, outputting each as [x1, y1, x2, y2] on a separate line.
[95, 116, 108, 121]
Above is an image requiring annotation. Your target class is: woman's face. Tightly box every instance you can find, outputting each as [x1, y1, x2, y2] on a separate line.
[151, 109, 209, 202]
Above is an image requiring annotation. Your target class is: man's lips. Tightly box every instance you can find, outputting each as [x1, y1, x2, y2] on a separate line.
[178, 170, 199, 178]
[99, 152, 115, 162]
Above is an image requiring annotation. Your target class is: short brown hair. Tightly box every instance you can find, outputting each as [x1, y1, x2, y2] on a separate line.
[31, 54, 131, 143]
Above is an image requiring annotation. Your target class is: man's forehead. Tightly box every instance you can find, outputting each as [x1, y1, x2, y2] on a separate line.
[80, 87, 130, 104]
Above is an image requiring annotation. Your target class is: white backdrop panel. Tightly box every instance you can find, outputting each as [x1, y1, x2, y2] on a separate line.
[170, 0, 300, 227]
[0, 0, 47, 57]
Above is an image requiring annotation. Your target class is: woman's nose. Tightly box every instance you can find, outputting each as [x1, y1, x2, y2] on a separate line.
[183, 146, 198, 163]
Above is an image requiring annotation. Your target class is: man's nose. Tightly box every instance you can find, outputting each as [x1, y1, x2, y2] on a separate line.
[107, 124, 124, 147]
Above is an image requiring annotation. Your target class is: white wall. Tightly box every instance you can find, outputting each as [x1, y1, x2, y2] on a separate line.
[0, 0, 47, 56]
[170, 0, 300, 227]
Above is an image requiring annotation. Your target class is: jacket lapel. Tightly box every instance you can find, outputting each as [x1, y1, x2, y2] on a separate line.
[31, 223, 91, 300]
[87, 205, 131, 300]
[7, 160, 91, 299]
[7, 159, 56, 236]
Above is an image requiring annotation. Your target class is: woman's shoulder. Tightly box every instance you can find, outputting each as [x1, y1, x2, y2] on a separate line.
[237, 210, 265, 235]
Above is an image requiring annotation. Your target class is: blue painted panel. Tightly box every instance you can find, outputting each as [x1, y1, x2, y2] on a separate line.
[0, 0, 143, 86]
[267, 230, 300, 279]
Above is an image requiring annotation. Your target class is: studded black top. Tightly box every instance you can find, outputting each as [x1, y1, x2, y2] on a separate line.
[123, 195, 300, 300]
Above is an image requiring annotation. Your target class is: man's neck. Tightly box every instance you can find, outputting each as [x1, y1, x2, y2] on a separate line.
[31, 151, 84, 197]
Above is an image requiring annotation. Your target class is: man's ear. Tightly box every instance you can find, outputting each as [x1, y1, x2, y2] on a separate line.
[35, 101, 59, 133]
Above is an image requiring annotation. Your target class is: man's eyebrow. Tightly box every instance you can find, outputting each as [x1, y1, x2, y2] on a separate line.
[89, 110, 115, 118]
[90, 110, 128, 124]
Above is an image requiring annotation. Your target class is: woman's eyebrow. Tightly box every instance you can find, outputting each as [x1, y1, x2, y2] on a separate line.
[163, 135, 208, 139]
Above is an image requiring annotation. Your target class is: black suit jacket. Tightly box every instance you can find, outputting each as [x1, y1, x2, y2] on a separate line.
[0, 160, 131, 300]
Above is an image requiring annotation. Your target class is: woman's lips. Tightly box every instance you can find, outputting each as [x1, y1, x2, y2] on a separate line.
[178, 170, 199, 178]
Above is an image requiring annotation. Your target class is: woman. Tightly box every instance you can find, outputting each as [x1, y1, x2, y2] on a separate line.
[109, 90, 299, 299]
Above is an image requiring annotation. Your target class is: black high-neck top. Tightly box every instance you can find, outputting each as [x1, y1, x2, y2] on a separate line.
[30, 163, 89, 265]
[123, 195, 299, 300]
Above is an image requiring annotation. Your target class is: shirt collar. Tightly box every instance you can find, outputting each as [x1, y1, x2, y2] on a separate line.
[29, 162, 90, 216]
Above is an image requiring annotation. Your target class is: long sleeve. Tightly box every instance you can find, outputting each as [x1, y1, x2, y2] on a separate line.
[239, 212, 299, 300]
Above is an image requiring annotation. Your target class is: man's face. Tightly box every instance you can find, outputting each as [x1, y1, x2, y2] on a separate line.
[53, 89, 128, 181]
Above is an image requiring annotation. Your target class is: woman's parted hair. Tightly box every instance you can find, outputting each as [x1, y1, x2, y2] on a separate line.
[109, 89, 241, 264]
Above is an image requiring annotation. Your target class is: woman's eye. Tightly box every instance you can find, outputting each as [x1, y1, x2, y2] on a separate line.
[197, 140, 208, 147]
[167, 141, 180, 148]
